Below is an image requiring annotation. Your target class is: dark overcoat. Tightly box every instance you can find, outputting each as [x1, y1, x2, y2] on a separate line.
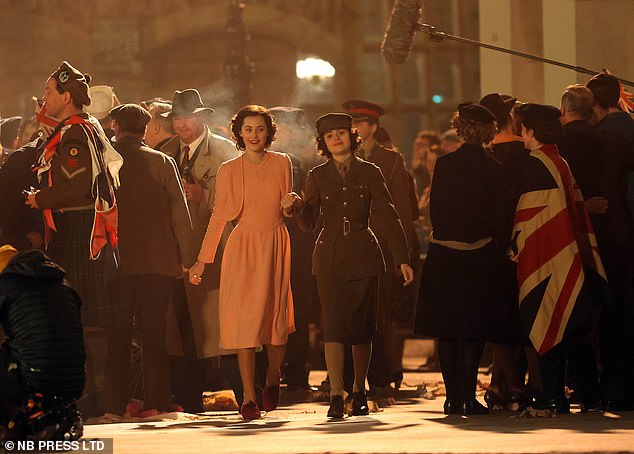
[414, 143, 513, 340]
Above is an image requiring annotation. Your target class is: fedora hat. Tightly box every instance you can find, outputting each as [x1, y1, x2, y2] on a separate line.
[162, 89, 214, 118]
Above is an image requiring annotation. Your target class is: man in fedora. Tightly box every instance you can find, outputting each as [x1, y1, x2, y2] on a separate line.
[159, 88, 238, 410]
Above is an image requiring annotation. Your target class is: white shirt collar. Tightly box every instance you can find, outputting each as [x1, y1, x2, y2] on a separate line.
[180, 127, 207, 159]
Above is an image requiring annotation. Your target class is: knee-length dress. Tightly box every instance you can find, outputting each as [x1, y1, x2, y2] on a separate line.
[197, 151, 295, 349]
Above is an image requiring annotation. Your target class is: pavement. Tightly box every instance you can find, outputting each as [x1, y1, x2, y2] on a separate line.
[82, 369, 634, 454]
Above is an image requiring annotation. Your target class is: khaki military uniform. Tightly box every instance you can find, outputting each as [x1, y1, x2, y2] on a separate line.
[295, 157, 408, 344]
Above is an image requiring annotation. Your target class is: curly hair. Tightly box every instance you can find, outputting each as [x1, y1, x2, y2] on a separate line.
[230, 105, 277, 151]
[451, 112, 497, 145]
[315, 128, 362, 159]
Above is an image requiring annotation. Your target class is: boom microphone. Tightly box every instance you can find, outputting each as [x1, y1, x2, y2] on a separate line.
[381, 0, 423, 65]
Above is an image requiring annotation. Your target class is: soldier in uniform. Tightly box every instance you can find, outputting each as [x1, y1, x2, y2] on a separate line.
[343, 100, 419, 392]
[283, 113, 413, 418]
[25, 61, 122, 329]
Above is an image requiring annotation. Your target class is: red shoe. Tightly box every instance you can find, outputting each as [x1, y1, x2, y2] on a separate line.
[240, 401, 261, 420]
[262, 383, 280, 412]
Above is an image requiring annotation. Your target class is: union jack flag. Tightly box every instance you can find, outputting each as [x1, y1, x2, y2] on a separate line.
[511, 144, 607, 355]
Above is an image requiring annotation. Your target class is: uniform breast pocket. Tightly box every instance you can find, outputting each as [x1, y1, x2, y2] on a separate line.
[350, 184, 370, 212]
[320, 193, 336, 214]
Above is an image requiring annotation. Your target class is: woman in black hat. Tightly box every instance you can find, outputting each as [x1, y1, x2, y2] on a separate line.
[282, 113, 413, 418]
[414, 103, 513, 415]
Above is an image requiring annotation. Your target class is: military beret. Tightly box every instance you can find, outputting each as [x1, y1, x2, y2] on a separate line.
[458, 103, 496, 124]
[109, 103, 152, 130]
[342, 99, 384, 122]
[50, 61, 92, 106]
[269, 106, 305, 125]
[516, 103, 561, 127]
[479, 93, 517, 125]
[316, 113, 352, 135]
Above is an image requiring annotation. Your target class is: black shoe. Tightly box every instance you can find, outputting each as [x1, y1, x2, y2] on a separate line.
[443, 400, 459, 415]
[460, 399, 490, 415]
[509, 391, 533, 410]
[534, 397, 570, 414]
[484, 389, 506, 410]
[327, 395, 344, 418]
[599, 399, 633, 412]
[351, 391, 370, 416]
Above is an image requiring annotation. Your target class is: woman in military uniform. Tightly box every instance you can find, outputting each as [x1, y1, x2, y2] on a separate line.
[282, 113, 413, 418]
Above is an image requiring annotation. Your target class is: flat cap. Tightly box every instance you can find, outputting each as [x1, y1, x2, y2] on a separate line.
[342, 99, 384, 122]
[516, 103, 561, 126]
[109, 103, 152, 130]
[458, 103, 496, 124]
[316, 113, 352, 135]
[50, 61, 92, 106]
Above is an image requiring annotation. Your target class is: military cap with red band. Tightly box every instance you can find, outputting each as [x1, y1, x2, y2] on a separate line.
[342, 99, 385, 122]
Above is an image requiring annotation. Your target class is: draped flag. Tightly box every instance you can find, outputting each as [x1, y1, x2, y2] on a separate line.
[34, 115, 122, 261]
[511, 144, 607, 355]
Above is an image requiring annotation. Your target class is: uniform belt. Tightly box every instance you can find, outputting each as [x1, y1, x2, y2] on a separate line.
[428, 232, 492, 251]
[324, 218, 368, 235]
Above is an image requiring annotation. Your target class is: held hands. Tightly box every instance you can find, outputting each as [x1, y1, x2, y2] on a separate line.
[24, 188, 40, 209]
[182, 179, 203, 203]
[188, 261, 206, 286]
[281, 192, 303, 214]
[399, 264, 415, 286]
[584, 196, 608, 214]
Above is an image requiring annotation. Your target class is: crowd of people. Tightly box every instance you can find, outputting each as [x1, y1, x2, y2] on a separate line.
[1, 60, 633, 438]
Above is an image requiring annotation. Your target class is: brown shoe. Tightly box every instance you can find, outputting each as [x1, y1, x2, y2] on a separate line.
[240, 401, 262, 420]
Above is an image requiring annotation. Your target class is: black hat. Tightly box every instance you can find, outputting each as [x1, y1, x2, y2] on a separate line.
[458, 103, 496, 124]
[50, 61, 92, 106]
[161, 89, 214, 118]
[342, 99, 384, 122]
[479, 93, 517, 125]
[586, 73, 621, 109]
[109, 104, 152, 130]
[516, 103, 561, 127]
[0, 116, 22, 147]
[316, 113, 352, 135]
[269, 106, 305, 125]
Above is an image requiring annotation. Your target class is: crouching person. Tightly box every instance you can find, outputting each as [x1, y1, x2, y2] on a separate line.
[0, 245, 85, 441]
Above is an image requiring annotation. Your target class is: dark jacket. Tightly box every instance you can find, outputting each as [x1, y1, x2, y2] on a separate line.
[0, 139, 43, 250]
[559, 120, 634, 248]
[114, 135, 195, 274]
[0, 250, 85, 398]
[35, 114, 96, 210]
[431, 143, 512, 246]
[295, 157, 409, 280]
[363, 143, 418, 262]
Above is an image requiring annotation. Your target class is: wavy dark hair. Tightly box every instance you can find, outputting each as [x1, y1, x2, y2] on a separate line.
[451, 112, 497, 145]
[315, 127, 362, 158]
[230, 105, 277, 151]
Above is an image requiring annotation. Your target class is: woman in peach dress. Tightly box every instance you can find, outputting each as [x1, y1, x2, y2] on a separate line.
[189, 105, 295, 420]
